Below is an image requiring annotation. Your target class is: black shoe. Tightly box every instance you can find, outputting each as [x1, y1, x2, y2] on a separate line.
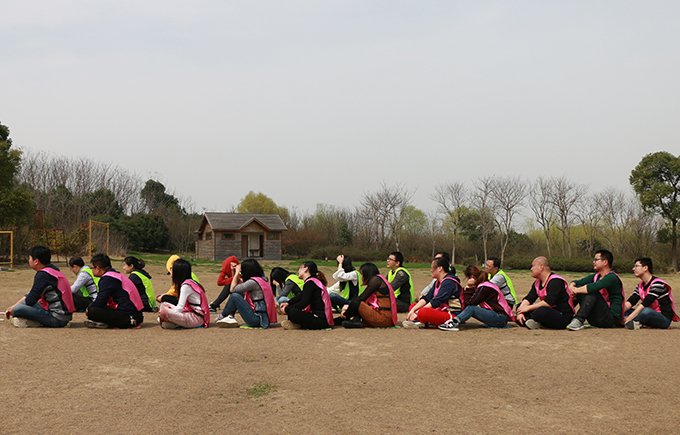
[342, 319, 364, 329]
[209, 305, 218, 313]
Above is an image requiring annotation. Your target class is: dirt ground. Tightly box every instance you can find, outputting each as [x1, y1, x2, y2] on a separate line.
[1, 259, 680, 435]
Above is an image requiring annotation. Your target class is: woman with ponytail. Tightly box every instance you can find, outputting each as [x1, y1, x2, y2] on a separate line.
[122, 256, 156, 312]
[158, 259, 210, 329]
[339, 262, 397, 329]
[215, 259, 277, 329]
[279, 261, 334, 330]
[439, 264, 516, 331]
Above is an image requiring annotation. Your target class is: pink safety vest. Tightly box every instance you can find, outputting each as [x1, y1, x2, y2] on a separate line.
[181, 279, 211, 327]
[246, 277, 278, 324]
[534, 274, 575, 313]
[302, 277, 335, 326]
[103, 270, 144, 311]
[432, 275, 461, 312]
[637, 278, 679, 322]
[593, 271, 625, 320]
[40, 267, 75, 313]
[477, 281, 516, 321]
[366, 275, 398, 326]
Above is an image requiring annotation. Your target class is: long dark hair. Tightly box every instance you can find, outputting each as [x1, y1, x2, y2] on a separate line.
[464, 264, 488, 285]
[124, 256, 146, 270]
[241, 259, 265, 282]
[171, 259, 192, 289]
[359, 262, 380, 286]
[302, 261, 327, 286]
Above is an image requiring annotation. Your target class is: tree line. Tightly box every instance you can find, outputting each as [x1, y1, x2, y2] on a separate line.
[1, 121, 678, 271]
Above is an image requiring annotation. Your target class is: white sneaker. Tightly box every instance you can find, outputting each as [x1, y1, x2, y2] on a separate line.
[402, 320, 423, 329]
[216, 315, 239, 328]
[12, 317, 42, 328]
[625, 320, 641, 330]
[84, 319, 110, 329]
[438, 320, 459, 331]
[161, 322, 181, 329]
[525, 319, 541, 330]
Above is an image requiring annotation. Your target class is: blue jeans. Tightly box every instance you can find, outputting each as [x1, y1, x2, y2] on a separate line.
[454, 305, 508, 328]
[13, 301, 69, 327]
[275, 295, 290, 305]
[329, 293, 350, 311]
[626, 307, 671, 329]
[221, 293, 270, 328]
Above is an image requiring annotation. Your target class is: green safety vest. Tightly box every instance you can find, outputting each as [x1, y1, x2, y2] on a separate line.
[340, 270, 365, 300]
[79, 266, 100, 298]
[497, 269, 517, 304]
[132, 270, 156, 308]
[387, 266, 414, 303]
[285, 275, 305, 298]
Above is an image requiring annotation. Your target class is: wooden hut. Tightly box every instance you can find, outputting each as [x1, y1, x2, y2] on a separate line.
[195, 213, 287, 261]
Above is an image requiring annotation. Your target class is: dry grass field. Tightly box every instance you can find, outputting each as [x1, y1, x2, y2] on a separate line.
[2, 259, 679, 435]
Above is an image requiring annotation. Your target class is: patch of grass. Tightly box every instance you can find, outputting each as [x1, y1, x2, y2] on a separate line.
[243, 359, 258, 363]
[246, 381, 277, 398]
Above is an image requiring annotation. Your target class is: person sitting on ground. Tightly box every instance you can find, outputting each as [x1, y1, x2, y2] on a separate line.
[5, 245, 75, 328]
[439, 264, 515, 331]
[279, 261, 334, 330]
[122, 256, 156, 312]
[158, 259, 210, 329]
[516, 256, 574, 330]
[215, 259, 277, 328]
[567, 249, 624, 331]
[85, 253, 144, 329]
[271, 267, 304, 307]
[208, 256, 239, 313]
[340, 263, 397, 329]
[403, 256, 461, 329]
[418, 251, 450, 300]
[68, 256, 99, 312]
[623, 257, 678, 330]
[386, 251, 414, 312]
[156, 254, 200, 305]
[485, 256, 517, 308]
[327, 255, 362, 312]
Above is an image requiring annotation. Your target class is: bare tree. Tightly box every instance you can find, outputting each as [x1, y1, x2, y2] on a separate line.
[426, 210, 441, 258]
[548, 176, 588, 258]
[490, 176, 527, 264]
[575, 194, 602, 258]
[359, 181, 415, 250]
[471, 176, 497, 261]
[529, 177, 556, 256]
[431, 182, 467, 263]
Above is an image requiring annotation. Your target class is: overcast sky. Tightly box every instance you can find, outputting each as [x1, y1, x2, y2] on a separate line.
[2, 1, 679, 217]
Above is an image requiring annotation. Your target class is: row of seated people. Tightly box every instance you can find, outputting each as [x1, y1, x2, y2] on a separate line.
[6, 247, 676, 332]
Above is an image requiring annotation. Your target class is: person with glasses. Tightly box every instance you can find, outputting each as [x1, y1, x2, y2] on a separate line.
[485, 256, 517, 308]
[403, 256, 461, 329]
[386, 251, 413, 312]
[624, 257, 678, 330]
[566, 249, 624, 330]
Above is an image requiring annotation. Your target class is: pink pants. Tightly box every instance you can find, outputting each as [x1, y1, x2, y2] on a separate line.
[409, 302, 453, 326]
[158, 302, 204, 328]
